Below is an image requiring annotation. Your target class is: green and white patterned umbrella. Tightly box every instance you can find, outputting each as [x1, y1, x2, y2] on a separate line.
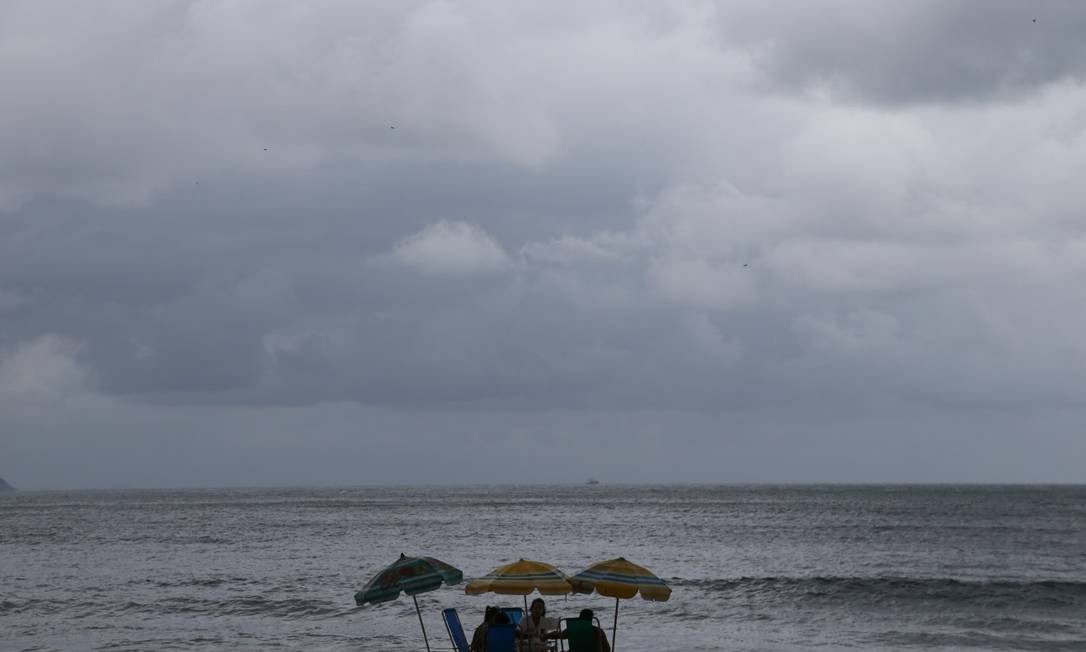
[355, 553, 463, 652]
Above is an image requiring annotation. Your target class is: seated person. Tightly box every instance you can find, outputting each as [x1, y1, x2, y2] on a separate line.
[516, 598, 551, 652]
[471, 606, 510, 652]
[547, 609, 611, 652]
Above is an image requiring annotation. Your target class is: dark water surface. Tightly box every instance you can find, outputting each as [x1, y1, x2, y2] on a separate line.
[2, 485, 1084, 651]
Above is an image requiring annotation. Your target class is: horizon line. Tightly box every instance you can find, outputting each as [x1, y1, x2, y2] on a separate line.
[4, 480, 1085, 492]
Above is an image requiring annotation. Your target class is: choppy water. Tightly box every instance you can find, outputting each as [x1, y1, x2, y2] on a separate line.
[1, 485, 1084, 651]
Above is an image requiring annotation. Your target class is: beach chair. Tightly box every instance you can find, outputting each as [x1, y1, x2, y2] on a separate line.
[442, 608, 471, 652]
[557, 617, 605, 652]
[485, 623, 517, 652]
[501, 606, 524, 625]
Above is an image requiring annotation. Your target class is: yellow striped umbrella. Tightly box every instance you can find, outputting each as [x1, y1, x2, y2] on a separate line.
[466, 559, 573, 612]
[570, 557, 671, 650]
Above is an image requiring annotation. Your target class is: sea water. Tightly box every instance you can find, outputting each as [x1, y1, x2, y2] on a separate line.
[1, 485, 1084, 651]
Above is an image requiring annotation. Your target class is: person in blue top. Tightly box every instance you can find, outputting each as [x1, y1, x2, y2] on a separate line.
[471, 606, 510, 652]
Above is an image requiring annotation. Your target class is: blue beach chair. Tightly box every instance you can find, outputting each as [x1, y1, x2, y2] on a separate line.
[501, 607, 524, 625]
[442, 608, 471, 652]
[486, 623, 517, 652]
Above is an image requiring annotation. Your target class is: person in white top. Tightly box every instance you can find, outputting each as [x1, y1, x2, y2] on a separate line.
[515, 598, 551, 652]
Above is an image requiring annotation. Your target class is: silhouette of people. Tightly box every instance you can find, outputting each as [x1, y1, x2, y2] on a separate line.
[516, 598, 550, 651]
[471, 605, 509, 651]
[547, 609, 611, 652]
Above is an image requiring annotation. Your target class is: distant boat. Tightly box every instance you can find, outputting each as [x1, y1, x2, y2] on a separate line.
[585, 478, 600, 485]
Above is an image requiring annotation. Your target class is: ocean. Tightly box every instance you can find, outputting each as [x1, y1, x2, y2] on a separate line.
[1, 485, 1084, 651]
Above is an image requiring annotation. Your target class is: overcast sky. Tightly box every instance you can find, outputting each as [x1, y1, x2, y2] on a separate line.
[3, 1, 1086, 489]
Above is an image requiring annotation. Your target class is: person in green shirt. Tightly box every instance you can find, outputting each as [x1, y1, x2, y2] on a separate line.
[546, 609, 610, 652]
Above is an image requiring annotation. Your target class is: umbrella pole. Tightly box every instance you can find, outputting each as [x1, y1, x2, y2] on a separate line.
[612, 597, 619, 651]
[523, 594, 528, 614]
[412, 594, 432, 652]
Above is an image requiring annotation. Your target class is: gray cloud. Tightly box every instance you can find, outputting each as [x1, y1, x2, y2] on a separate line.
[716, 0, 1086, 104]
[2, 1, 1085, 487]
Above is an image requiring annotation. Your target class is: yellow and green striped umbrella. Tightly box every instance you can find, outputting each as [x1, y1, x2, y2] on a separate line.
[570, 557, 671, 650]
[465, 558, 573, 596]
[570, 557, 671, 601]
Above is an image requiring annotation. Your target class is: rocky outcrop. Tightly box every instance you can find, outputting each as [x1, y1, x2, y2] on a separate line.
[0, 477, 15, 491]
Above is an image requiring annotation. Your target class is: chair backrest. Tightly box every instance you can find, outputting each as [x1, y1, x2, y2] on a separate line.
[561, 618, 601, 652]
[441, 608, 470, 652]
[501, 607, 523, 625]
[485, 623, 517, 652]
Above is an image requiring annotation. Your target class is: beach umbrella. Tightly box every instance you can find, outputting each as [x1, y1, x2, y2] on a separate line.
[355, 553, 463, 652]
[570, 557, 671, 651]
[465, 558, 573, 612]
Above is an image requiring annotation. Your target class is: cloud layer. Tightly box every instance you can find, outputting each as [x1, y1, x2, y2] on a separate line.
[3, 1, 1086, 486]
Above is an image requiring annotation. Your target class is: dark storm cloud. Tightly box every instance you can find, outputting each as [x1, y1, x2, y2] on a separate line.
[717, 0, 1086, 104]
[2, 1, 1086, 486]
